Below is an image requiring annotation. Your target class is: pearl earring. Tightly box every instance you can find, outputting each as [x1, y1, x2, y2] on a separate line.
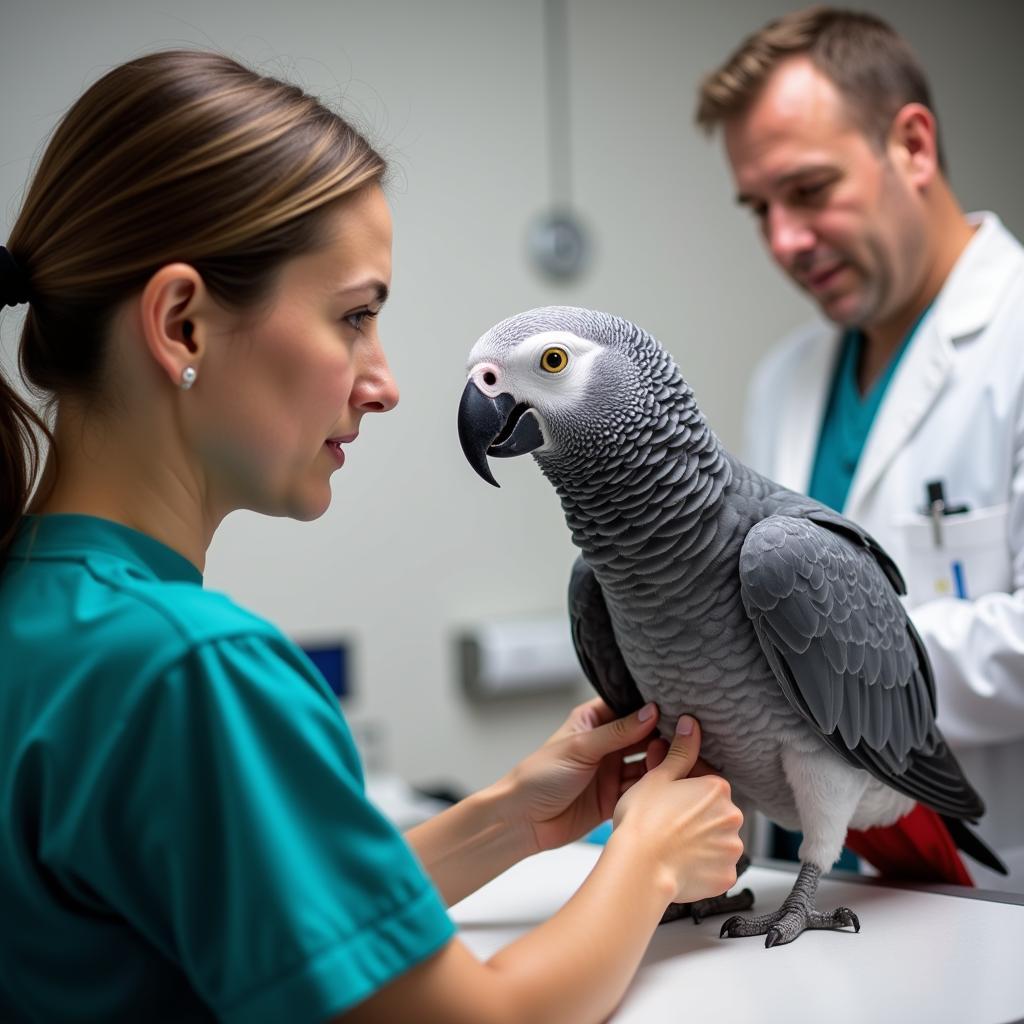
[180, 366, 197, 391]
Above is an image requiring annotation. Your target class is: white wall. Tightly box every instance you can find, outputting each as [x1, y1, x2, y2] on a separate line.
[2, 1, 1023, 792]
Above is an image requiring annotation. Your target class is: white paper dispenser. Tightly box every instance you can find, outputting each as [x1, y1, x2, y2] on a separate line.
[457, 616, 585, 697]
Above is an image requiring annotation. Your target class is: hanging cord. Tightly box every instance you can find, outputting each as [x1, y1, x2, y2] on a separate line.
[544, 0, 572, 211]
[530, 0, 590, 281]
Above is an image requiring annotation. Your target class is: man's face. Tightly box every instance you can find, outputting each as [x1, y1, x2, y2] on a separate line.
[723, 56, 927, 329]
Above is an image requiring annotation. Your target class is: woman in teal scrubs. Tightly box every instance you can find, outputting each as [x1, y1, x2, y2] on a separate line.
[0, 51, 742, 1023]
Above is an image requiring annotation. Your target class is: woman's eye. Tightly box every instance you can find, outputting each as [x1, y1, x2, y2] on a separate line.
[344, 309, 379, 331]
[540, 346, 569, 373]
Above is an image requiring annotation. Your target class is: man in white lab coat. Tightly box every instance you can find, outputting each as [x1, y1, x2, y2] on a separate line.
[697, 6, 1024, 890]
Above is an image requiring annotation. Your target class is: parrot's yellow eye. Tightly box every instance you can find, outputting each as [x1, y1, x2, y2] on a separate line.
[540, 347, 569, 373]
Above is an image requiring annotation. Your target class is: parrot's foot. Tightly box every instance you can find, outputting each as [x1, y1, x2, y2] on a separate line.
[661, 887, 756, 925]
[719, 862, 859, 947]
[660, 853, 754, 925]
[719, 901, 859, 946]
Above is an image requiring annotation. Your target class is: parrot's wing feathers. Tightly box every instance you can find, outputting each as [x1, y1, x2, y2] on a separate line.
[739, 513, 984, 820]
[569, 557, 645, 717]
[802, 504, 908, 597]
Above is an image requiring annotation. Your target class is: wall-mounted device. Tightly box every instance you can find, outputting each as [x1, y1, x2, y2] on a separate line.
[457, 616, 584, 698]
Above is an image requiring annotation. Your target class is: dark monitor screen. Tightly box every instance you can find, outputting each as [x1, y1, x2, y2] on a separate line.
[299, 641, 350, 699]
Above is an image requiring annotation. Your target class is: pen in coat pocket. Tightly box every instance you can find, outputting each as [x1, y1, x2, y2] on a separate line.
[924, 479, 970, 548]
[951, 560, 969, 600]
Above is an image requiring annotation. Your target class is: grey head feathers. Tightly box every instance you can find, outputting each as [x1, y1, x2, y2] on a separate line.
[468, 305, 731, 515]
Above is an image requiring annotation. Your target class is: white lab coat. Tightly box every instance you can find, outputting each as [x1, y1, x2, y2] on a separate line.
[744, 212, 1024, 892]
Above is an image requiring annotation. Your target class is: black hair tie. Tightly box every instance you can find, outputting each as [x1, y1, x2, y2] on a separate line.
[0, 246, 30, 307]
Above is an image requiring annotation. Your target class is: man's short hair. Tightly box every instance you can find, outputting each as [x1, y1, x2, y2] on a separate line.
[695, 5, 946, 171]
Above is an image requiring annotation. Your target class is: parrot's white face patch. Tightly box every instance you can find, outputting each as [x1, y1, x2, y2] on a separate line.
[466, 330, 601, 408]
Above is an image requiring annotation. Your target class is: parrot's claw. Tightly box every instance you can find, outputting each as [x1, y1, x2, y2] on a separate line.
[692, 887, 756, 925]
[720, 902, 860, 946]
[659, 887, 755, 926]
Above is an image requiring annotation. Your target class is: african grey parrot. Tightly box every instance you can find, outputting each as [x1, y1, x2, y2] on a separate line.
[457, 305, 1005, 947]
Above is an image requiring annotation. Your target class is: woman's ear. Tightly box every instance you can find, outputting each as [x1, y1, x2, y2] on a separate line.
[138, 264, 209, 389]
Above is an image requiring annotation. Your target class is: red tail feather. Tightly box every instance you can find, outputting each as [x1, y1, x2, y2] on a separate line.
[845, 803, 974, 886]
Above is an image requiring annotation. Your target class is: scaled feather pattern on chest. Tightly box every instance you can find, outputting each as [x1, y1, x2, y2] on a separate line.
[457, 305, 1006, 947]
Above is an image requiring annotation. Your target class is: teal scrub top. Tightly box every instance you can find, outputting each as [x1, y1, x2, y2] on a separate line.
[0, 514, 454, 1023]
[807, 305, 933, 512]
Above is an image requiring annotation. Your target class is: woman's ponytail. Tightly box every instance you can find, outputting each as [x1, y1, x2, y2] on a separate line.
[0, 365, 50, 564]
[1, 244, 49, 564]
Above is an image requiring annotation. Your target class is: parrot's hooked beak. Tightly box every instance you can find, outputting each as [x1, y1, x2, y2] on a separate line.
[457, 381, 545, 487]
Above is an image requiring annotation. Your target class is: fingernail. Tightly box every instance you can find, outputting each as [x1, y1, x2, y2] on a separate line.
[676, 715, 695, 736]
[638, 703, 656, 723]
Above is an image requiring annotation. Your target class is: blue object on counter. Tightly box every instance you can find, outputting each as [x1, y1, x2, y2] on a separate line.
[584, 820, 613, 845]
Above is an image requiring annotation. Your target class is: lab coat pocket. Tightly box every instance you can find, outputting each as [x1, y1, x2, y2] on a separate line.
[894, 504, 1011, 609]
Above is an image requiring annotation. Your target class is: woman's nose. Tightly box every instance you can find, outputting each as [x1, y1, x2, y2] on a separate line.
[353, 348, 399, 413]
